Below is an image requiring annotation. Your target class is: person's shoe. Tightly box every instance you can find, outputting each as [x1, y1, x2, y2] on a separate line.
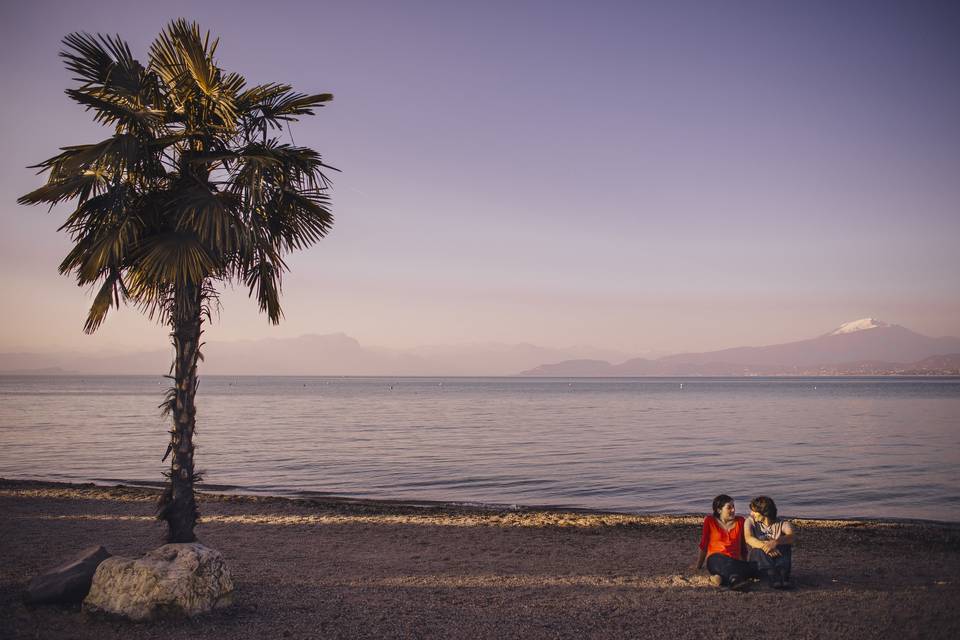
[772, 568, 788, 589]
[727, 574, 750, 591]
[708, 574, 723, 587]
[779, 574, 794, 590]
[765, 570, 779, 588]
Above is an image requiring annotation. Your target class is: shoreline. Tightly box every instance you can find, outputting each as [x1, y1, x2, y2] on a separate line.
[4, 476, 959, 527]
[3, 478, 960, 639]
[4, 373, 960, 378]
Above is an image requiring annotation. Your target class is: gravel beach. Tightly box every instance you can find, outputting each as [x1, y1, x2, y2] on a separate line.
[1, 479, 958, 639]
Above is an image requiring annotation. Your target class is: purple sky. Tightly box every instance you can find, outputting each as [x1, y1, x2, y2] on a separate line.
[2, 0, 959, 355]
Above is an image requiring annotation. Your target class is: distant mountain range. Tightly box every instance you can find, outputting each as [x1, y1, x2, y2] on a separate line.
[520, 319, 960, 376]
[0, 335, 638, 376]
[3, 319, 958, 376]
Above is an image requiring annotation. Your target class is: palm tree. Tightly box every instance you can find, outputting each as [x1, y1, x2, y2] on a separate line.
[19, 20, 336, 543]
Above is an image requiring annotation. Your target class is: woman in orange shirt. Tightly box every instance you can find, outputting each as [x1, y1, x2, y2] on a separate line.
[694, 494, 757, 590]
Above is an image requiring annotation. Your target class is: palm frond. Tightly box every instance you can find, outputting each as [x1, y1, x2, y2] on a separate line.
[65, 88, 162, 134]
[235, 83, 290, 111]
[244, 255, 284, 323]
[17, 173, 102, 207]
[133, 232, 218, 287]
[149, 20, 239, 128]
[226, 142, 338, 201]
[264, 188, 334, 251]
[176, 23, 219, 96]
[83, 270, 124, 333]
[56, 188, 143, 283]
[57, 188, 121, 236]
[241, 88, 332, 139]
[257, 90, 332, 125]
[77, 215, 143, 281]
[171, 186, 242, 251]
[61, 32, 141, 94]
[149, 21, 190, 96]
[27, 134, 151, 184]
[124, 278, 172, 323]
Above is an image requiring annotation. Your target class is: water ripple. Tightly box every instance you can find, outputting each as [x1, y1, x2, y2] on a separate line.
[1, 375, 958, 520]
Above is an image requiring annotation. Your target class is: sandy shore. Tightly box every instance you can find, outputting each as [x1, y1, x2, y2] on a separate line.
[1, 479, 958, 639]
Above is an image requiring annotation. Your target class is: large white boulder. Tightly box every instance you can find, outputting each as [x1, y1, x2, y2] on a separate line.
[83, 543, 233, 620]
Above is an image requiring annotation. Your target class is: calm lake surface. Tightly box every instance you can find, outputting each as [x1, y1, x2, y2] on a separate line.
[1, 376, 958, 521]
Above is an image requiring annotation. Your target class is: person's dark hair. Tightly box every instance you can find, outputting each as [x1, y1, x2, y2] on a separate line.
[750, 495, 778, 520]
[712, 494, 734, 517]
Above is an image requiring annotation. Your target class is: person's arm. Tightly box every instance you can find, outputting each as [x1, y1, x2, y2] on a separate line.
[775, 520, 796, 546]
[743, 518, 779, 554]
[743, 518, 763, 548]
[693, 518, 710, 570]
[695, 547, 707, 570]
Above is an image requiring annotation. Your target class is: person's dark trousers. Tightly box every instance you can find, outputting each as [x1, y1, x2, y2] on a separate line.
[706, 553, 758, 585]
[751, 546, 792, 581]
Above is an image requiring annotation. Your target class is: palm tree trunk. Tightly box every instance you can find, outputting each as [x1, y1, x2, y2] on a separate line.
[158, 283, 203, 543]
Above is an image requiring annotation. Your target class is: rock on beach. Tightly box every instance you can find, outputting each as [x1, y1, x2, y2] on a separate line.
[27, 545, 112, 605]
[83, 543, 233, 621]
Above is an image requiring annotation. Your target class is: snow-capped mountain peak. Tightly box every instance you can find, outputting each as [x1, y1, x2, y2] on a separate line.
[830, 318, 890, 336]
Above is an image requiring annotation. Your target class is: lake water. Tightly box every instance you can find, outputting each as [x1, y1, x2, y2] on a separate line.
[1, 376, 958, 521]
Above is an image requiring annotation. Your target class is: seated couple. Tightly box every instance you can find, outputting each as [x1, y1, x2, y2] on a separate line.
[695, 494, 795, 591]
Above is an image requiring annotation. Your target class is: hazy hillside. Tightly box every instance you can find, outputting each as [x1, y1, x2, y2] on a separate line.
[521, 319, 960, 376]
[0, 335, 634, 376]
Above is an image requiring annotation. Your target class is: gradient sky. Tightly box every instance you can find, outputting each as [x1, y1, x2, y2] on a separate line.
[2, 0, 958, 355]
